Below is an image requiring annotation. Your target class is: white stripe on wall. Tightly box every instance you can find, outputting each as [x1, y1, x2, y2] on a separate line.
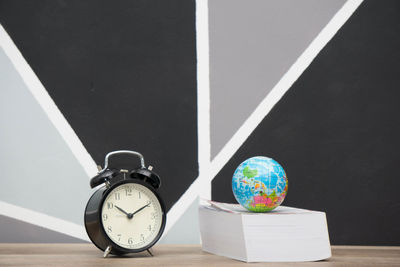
[0, 201, 89, 241]
[163, 0, 364, 237]
[196, 0, 211, 200]
[210, 0, 364, 182]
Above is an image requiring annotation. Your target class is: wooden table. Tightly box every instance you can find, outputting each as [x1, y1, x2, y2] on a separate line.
[0, 244, 399, 266]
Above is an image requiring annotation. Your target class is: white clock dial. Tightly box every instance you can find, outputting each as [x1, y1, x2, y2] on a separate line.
[101, 183, 163, 249]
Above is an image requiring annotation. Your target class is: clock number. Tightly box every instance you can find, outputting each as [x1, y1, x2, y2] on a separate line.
[140, 234, 144, 241]
[114, 193, 120, 200]
[107, 226, 112, 233]
[138, 192, 141, 199]
[150, 212, 156, 220]
[102, 214, 108, 221]
[148, 225, 152, 231]
[128, 237, 133, 244]
[117, 234, 121, 241]
[107, 202, 113, 209]
[125, 187, 132, 196]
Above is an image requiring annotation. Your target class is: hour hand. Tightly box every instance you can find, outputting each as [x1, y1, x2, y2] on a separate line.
[115, 205, 130, 217]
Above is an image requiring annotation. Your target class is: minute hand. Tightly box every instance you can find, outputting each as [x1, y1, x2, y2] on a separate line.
[131, 202, 151, 216]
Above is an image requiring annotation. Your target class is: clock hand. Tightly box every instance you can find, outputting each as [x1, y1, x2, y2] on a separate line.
[131, 202, 151, 217]
[115, 205, 130, 218]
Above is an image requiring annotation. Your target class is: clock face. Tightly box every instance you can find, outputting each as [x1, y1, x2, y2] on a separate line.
[100, 182, 164, 250]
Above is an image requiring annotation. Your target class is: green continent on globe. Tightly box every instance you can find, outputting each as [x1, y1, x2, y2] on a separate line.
[243, 166, 258, 178]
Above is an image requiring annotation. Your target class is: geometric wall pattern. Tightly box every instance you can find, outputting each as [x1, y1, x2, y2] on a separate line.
[0, 0, 198, 214]
[0, 46, 91, 241]
[2, 0, 398, 245]
[0, 0, 198, 243]
[212, 0, 400, 245]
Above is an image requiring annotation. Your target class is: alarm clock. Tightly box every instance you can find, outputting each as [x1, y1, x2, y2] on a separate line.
[84, 150, 166, 257]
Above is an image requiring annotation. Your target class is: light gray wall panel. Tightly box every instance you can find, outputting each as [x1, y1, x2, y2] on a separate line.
[159, 198, 200, 244]
[0, 48, 92, 226]
[209, 0, 346, 158]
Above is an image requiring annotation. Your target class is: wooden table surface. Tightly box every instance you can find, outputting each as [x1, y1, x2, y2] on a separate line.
[0, 244, 399, 266]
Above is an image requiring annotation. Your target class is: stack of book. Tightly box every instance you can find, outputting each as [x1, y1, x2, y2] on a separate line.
[199, 200, 331, 262]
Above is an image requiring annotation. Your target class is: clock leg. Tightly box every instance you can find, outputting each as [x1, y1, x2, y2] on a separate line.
[147, 248, 154, 257]
[103, 245, 112, 258]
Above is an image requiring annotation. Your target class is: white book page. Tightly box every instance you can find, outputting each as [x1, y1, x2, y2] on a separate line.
[201, 199, 314, 214]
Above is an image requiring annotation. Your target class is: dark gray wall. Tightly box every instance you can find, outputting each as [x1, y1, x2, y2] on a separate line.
[0, 0, 198, 212]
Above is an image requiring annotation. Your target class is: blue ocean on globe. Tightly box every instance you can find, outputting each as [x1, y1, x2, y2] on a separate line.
[232, 156, 288, 212]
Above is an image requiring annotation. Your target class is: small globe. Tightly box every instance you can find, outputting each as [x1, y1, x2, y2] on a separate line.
[232, 156, 288, 212]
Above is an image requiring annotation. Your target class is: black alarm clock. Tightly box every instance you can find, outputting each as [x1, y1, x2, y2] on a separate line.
[84, 150, 166, 257]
